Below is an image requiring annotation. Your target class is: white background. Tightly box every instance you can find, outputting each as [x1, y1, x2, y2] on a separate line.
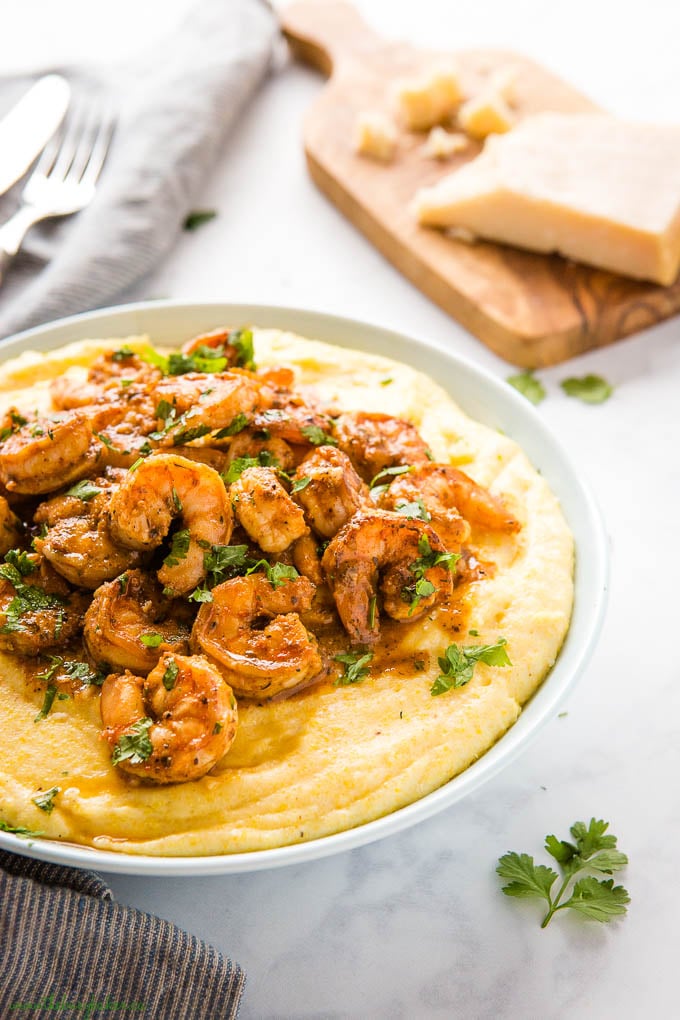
[4, 2, 680, 1017]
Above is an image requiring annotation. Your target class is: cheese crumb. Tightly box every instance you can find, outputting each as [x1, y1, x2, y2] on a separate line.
[354, 111, 398, 162]
[421, 127, 469, 161]
[394, 64, 464, 131]
[458, 89, 515, 140]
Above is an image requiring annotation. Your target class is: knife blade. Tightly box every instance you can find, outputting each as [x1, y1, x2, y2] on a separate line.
[0, 74, 70, 198]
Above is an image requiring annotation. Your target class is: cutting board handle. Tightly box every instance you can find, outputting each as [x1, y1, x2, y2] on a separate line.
[282, 1, 378, 76]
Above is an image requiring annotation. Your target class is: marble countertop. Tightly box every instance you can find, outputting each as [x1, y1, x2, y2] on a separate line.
[5, 1, 679, 1016]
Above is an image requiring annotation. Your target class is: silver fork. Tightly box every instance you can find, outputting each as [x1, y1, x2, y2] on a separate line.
[0, 101, 115, 284]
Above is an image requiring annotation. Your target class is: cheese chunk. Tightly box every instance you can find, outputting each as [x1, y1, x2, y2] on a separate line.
[414, 113, 680, 285]
[421, 127, 469, 160]
[458, 90, 514, 139]
[354, 111, 397, 162]
[395, 65, 463, 131]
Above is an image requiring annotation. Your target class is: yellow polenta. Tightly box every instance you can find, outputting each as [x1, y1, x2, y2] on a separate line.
[0, 330, 573, 855]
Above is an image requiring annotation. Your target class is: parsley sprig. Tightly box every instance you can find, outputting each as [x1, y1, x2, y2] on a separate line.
[335, 652, 373, 685]
[497, 819, 630, 927]
[431, 637, 511, 695]
[111, 718, 154, 766]
[402, 535, 459, 613]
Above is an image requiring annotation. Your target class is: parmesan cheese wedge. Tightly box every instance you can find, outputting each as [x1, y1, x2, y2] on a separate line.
[414, 113, 680, 285]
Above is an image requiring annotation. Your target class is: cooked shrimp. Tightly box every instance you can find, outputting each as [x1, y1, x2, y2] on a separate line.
[191, 573, 321, 699]
[292, 534, 325, 587]
[34, 473, 146, 589]
[382, 463, 520, 535]
[152, 371, 263, 442]
[101, 652, 237, 783]
[230, 467, 308, 553]
[109, 455, 232, 595]
[225, 431, 299, 472]
[0, 413, 102, 495]
[84, 569, 190, 672]
[87, 349, 162, 387]
[321, 510, 454, 645]
[180, 327, 257, 374]
[292, 446, 369, 538]
[0, 553, 88, 656]
[333, 411, 431, 482]
[251, 406, 335, 447]
[0, 496, 22, 555]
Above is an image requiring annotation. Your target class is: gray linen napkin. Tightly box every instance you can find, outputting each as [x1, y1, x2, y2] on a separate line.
[0, 850, 246, 1018]
[0, 0, 279, 340]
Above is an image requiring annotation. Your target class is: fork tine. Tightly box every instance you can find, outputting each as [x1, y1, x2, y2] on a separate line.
[79, 109, 116, 188]
[32, 125, 65, 177]
[49, 105, 89, 181]
[68, 106, 103, 182]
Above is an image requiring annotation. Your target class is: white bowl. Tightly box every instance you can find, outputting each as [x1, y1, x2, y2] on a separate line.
[0, 301, 608, 875]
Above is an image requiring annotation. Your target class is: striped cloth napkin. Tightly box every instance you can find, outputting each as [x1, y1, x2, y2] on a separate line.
[0, 0, 279, 340]
[0, 850, 245, 1018]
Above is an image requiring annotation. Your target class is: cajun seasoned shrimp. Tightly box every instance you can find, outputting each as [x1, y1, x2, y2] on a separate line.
[0, 412, 102, 495]
[382, 463, 520, 535]
[152, 371, 263, 442]
[333, 411, 431, 482]
[292, 534, 325, 587]
[0, 552, 88, 656]
[0, 496, 22, 555]
[191, 573, 321, 699]
[109, 454, 232, 595]
[101, 652, 238, 783]
[292, 446, 369, 538]
[34, 472, 146, 589]
[180, 327, 258, 373]
[87, 348, 161, 387]
[225, 430, 299, 472]
[230, 466, 308, 553]
[322, 510, 454, 645]
[84, 569, 190, 673]
[251, 406, 335, 447]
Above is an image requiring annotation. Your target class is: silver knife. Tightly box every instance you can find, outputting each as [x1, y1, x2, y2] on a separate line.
[0, 74, 70, 198]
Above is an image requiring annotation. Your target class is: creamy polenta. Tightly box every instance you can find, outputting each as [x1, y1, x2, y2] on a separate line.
[0, 330, 573, 855]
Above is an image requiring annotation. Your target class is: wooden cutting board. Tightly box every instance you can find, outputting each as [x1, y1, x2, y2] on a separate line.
[282, 1, 680, 367]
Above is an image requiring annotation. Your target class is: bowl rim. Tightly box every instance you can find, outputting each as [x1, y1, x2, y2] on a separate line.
[0, 300, 609, 876]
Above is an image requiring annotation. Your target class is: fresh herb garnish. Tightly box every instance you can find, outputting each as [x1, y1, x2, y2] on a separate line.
[497, 818, 630, 928]
[2, 549, 36, 578]
[394, 497, 430, 521]
[111, 718, 154, 766]
[112, 346, 135, 361]
[94, 431, 115, 450]
[507, 369, 546, 405]
[140, 633, 163, 648]
[291, 476, 311, 494]
[402, 535, 459, 612]
[431, 637, 511, 695]
[213, 413, 250, 439]
[560, 374, 613, 404]
[162, 658, 179, 691]
[36, 655, 105, 687]
[164, 528, 191, 568]
[245, 560, 299, 589]
[368, 595, 377, 630]
[65, 479, 102, 502]
[34, 684, 57, 722]
[32, 786, 60, 814]
[183, 209, 217, 231]
[229, 328, 256, 370]
[221, 451, 278, 485]
[335, 652, 373, 685]
[155, 398, 174, 420]
[188, 544, 252, 602]
[300, 424, 337, 447]
[172, 423, 212, 446]
[0, 553, 66, 635]
[0, 819, 44, 838]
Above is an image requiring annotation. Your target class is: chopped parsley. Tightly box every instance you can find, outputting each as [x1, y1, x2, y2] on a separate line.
[229, 328, 256, 370]
[34, 684, 57, 722]
[0, 552, 66, 635]
[140, 633, 164, 648]
[112, 346, 135, 361]
[291, 475, 311, 494]
[32, 786, 60, 814]
[93, 431, 115, 450]
[507, 369, 546, 406]
[300, 424, 337, 446]
[246, 560, 299, 590]
[172, 423, 212, 446]
[162, 658, 179, 691]
[368, 595, 377, 630]
[36, 655, 105, 687]
[394, 497, 430, 521]
[560, 374, 613, 405]
[431, 637, 511, 695]
[155, 399, 174, 420]
[221, 450, 278, 485]
[183, 209, 217, 231]
[213, 413, 250, 439]
[0, 819, 44, 838]
[402, 535, 459, 612]
[188, 544, 253, 602]
[370, 464, 413, 489]
[65, 479, 102, 502]
[335, 652, 373, 685]
[111, 718, 153, 766]
[164, 528, 191, 568]
[213, 722, 223, 734]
